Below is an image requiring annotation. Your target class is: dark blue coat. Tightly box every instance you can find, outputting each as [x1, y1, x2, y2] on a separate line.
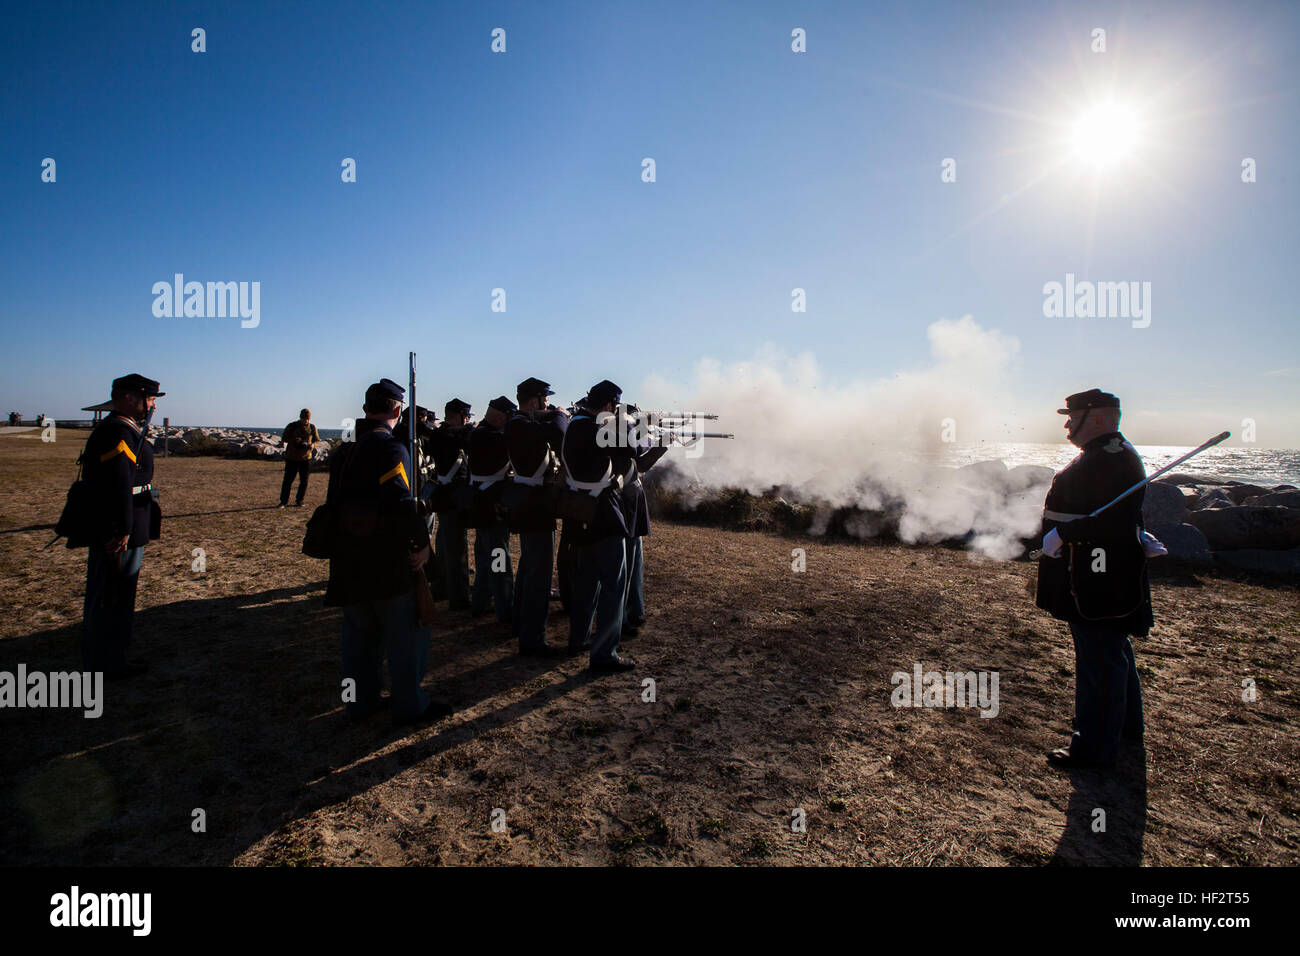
[467, 420, 512, 525]
[621, 446, 668, 537]
[1035, 431, 1153, 635]
[505, 408, 567, 533]
[81, 414, 155, 547]
[429, 423, 472, 480]
[561, 413, 663, 544]
[324, 419, 430, 607]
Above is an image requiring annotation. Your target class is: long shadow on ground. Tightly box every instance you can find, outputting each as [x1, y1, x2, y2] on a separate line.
[1050, 746, 1148, 865]
[0, 582, 574, 865]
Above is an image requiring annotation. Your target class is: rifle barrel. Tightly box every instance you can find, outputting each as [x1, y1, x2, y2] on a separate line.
[642, 411, 719, 420]
[650, 429, 734, 440]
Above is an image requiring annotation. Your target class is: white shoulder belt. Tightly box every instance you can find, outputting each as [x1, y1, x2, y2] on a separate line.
[469, 460, 511, 489]
[436, 453, 465, 485]
[512, 450, 554, 487]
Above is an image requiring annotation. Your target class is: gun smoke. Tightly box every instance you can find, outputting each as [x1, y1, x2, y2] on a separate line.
[640, 316, 1052, 560]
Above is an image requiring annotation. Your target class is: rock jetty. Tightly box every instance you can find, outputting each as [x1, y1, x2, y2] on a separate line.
[1152, 472, 1300, 574]
[150, 434, 1299, 574]
[646, 460, 1300, 574]
[146, 426, 332, 465]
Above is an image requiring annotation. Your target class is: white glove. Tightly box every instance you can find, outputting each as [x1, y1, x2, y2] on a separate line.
[1140, 530, 1168, 557]
[1041, 527, 1064, 558]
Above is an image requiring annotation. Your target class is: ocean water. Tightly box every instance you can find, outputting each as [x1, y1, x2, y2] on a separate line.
[227, 427, 1299, 486]
[936, 443, 1300, 487]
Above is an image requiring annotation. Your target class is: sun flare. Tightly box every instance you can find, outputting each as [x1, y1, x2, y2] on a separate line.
[1069, 102, 1141, 168]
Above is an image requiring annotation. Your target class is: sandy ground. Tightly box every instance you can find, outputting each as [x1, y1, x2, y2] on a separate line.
[1, 429, 1296, 866]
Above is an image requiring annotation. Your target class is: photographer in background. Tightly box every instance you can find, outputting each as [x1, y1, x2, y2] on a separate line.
[280, 407, 321, 508]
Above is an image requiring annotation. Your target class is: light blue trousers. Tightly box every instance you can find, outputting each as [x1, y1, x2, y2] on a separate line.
[341, 590, 431, 721]
[83, 544, 144, 672]
[569, 535, 627, 664]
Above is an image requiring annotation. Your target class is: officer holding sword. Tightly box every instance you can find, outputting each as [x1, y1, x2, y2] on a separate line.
[1035, 388, 1152, 770]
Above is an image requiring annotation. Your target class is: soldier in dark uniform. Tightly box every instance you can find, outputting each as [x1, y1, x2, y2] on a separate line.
[397, 403, 441, 596]
[505, 377, 569, 656]
[1035, 388, 1150, 770]
[467, 396, 516, 625]
[429, 398, 474, 609]
[560, 380, 660, 673]
[556, 400, 580, 616]
[618, 405, 667, 638]
[78, 373, 164, 679]
[324, 378, 451, 725]
[279, 408, 321, 507]
[396, 404, 439, 474]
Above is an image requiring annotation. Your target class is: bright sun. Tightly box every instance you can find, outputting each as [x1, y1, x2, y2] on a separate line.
[1069, 102, 1141, 168]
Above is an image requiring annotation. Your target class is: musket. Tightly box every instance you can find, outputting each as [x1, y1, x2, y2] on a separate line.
[638, 411, 720, 421]
[643, 425, 735, 444]
[409, 351, 436, 626]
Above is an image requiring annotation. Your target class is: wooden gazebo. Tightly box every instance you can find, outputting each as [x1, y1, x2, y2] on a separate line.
[81, 400, 115, 424]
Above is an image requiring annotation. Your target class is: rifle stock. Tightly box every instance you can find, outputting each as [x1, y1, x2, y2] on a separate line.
[413, 566, 436, 625]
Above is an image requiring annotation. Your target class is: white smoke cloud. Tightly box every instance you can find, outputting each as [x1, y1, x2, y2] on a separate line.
[638, 316, 1051, 559]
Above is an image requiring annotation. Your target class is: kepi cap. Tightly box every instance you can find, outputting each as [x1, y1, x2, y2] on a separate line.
[444, 398, 472, 416]
[400, 403, 435, 422]
[1057, 388, 1120, 415]
[488, 395, 518, 415]
[516, 377, 555, 400]
[586, 379, 622, 407]
[365, 378, 406, 405]
[112, 373, 165, 397]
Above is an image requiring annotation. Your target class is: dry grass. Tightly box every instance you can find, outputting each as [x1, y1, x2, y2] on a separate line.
[1, 429, 1296, 865]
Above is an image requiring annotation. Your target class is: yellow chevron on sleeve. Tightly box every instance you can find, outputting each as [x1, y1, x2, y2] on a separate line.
[100, 440, 137, 464]
[379, 462, 409, 488]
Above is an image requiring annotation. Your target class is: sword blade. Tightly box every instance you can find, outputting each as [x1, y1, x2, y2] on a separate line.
[1087, 430, 1231, 519]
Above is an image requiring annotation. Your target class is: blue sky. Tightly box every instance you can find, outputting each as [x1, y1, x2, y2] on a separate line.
[2, 0, 1297, 444]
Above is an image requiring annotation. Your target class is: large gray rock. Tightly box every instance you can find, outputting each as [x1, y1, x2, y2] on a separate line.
[1186, 506, 1300, 551]
[1215, 548, 1300, 576]
[1244, 490, 1300, 509]
[1226, 483, 1271, 504]
[956, 460, 1009, 491]
[1192, 488, 1236, 510]
[1005, 464, 1055, 493]
[1155, 523, 1212, 561]
[153, 436, 188, 453]
[1158, 472, 1230, 486]
[1142, 481, 1188, 532]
